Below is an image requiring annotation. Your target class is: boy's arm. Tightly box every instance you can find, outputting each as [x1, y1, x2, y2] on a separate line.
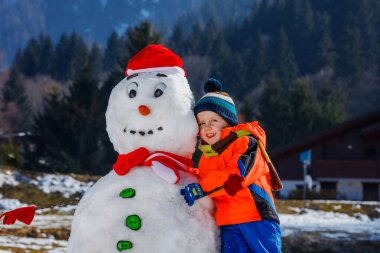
[199, 137, 248, 198]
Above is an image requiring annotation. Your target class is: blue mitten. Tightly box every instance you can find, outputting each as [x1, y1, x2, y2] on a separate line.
[180, 183, 205, 206]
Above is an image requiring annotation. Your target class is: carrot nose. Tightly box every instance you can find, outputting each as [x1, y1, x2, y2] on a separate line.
[138, 105, 150, 116]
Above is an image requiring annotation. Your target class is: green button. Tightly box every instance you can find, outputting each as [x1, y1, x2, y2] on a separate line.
[126, 215, 141, 231]
[119, 188, 136, 198]
[117, 241, 133, 251]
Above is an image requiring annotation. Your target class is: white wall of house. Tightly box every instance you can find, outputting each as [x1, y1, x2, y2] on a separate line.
[279, 180, 319, 198]
[280, 180, 303, 198]
[337, 180, 362, 200]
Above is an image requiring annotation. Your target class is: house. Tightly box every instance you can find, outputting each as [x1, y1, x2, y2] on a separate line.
[271, 109, 380, 201]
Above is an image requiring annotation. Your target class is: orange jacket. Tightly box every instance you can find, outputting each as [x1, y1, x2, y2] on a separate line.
[198, 121, 278, 226]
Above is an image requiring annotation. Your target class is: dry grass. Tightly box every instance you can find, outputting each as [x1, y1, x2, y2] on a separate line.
[0, 247, 46, 253]
[1, 183, 80, 208]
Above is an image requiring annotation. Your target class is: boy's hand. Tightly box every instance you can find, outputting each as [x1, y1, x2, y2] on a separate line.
[180, 183, 205, 206]
[223, 174, 244, 196]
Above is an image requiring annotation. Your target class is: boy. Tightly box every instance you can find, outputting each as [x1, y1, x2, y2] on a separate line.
[180, 78, 282, 253]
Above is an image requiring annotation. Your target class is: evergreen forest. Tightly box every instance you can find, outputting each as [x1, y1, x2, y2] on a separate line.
[1, 0, 380, 174]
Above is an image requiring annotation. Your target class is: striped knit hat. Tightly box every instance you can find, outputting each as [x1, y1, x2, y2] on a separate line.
[194, 78, 238, 126]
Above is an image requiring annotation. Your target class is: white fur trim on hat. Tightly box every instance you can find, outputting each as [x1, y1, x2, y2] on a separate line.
[126, 66, 185, 76]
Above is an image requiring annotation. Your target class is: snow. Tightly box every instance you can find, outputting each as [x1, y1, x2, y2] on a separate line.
[0, 235, 67, 252]
[1, 203, 379, 252]
[105, 73, 197, 156]
[31, 174, 94, 198]
[312, 199, 380, 206]
[0, 170, 19, 187]
[0, 170, 94, 206]
[279, 208, 380, 240]
[0, 194, 23, 210]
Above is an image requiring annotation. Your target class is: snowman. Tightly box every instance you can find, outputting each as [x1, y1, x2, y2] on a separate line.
[67, 45, 219, 253]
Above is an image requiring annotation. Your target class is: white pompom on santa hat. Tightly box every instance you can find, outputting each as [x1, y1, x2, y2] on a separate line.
[125, 44, 186, 77]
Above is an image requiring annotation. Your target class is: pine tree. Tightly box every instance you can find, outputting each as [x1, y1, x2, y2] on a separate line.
[89, 43, 103, 81]
[293, 0, 315, 74]
[20, 38, 39, 77]
[272, 27, 298, 86]
[26, 68, 110, 174]
[259, 74, 291, 148]
[69, 33, 89, 80]
[314, 12, 335, 70]
[287, 79, 321, 139]
[25, 93, 67, 171]
[355, 0, 378, 66]
[38, 34, 55, 75]
[168, 23, 186, 56]
[2, 65, 31, 132]
[208, 32, 232, 83]
[336, 25, 364, 84]
[318, 82, 346, 129]
[201, 17, 220, 55]
[125, 21, 161, 60]
[255, 0, 271, 33]
[187, 20, 203, 55]
[54, 33, 71, 80]
[103, 31, 123, 71]
[271, 0, 286, 32]
[245, 30, 267, 88]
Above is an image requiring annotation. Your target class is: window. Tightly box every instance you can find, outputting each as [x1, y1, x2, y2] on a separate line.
[320, 181, 337, 199]
[363, 183, 379, 201]
[365, 146, 377, 159]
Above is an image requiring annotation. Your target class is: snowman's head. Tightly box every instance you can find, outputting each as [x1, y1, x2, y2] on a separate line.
[105, 45, 198, 158]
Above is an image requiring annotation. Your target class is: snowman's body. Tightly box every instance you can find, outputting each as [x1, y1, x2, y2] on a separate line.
[67, 50, 219, 253]
[68, 169, 218, 253]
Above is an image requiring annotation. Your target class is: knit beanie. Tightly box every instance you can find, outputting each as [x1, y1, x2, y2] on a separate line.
[194, 78, 238, 126]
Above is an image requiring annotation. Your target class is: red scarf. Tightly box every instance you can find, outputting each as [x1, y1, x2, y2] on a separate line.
[113, 147, 195, 184]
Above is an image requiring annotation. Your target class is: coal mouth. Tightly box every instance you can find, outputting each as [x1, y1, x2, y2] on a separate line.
[123, 126, 163, 136]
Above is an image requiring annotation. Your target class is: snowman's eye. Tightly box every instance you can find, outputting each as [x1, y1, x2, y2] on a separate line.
[127, 82, 138, 98]
[154, 82, 166, 98]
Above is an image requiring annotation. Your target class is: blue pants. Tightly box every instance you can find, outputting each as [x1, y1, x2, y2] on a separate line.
[220, 220, 282, 253]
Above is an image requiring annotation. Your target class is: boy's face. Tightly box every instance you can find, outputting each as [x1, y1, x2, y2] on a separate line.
[196, 111, 229, 145]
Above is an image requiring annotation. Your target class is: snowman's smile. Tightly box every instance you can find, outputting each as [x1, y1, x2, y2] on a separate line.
[123, 126, 163, 136]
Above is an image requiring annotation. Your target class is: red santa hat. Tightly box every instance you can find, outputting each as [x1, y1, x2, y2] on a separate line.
[125, 44, 185, 77]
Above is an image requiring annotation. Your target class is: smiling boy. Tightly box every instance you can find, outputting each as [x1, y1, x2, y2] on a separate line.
[181, 78, 282, 253]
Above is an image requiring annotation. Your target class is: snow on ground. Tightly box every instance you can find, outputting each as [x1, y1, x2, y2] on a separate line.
[312, 199, 380, 206]
[1, 204, 379, 252]
[0, 170, 18, 187]
[0, 235, 67, 253]
[0, 211, 72, 252]
[31, 174, 94, 198]
[0, 169, 94, 210]
[280, 208, 380, 240]
[0, 194, 23, 210]
[1, 169, 380, 251]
